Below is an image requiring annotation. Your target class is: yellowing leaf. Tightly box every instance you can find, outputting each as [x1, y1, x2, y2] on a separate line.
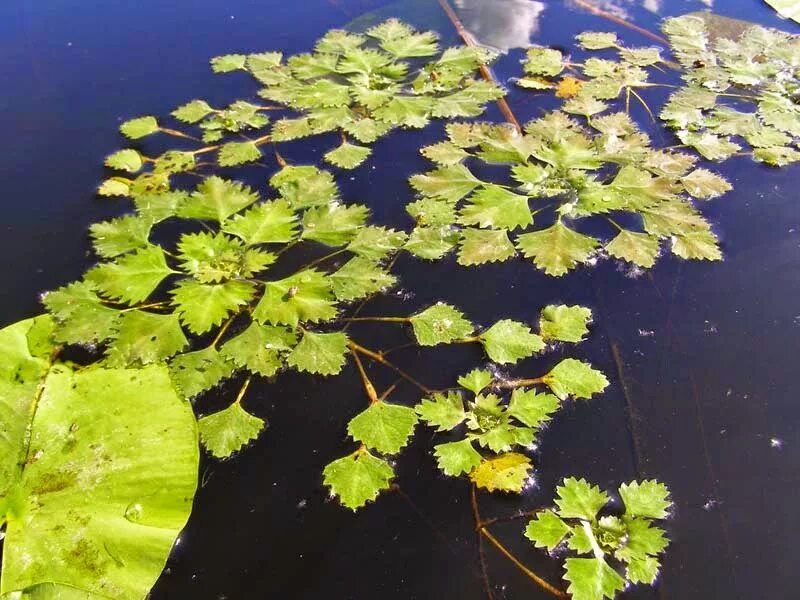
[556, 76, 584, 99]
[469, 452, 532, 493]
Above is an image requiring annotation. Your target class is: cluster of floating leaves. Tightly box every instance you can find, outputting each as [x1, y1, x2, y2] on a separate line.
[516, 16, 800, 167]
[406, 112, 729, 275]
[525, 478, 672, 600]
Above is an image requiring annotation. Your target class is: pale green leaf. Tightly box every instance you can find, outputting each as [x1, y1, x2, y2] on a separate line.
[615, 519, 669, 565]
[301, 203, 369, 246]
[329, 257, 396, 301]
[480, 320, 544, 365]
[133, 191, 189, 223]
[380, 31, 439, 58]
[324, 142, 371, 169]
[469, 452, 532, 493]
[169, 347, 235, 400]
[410, 303, 474, 346]
[105, 311, 188, 367]
[619, 480, 672, 519]
[539, 305, 592, 343]
[421, 141, 470, 165]
[544, 359, 609, 400]
[404, 226, 459, 260]
[199, 402, 265, 458]
[564, 558, 626, 600]
[172, 99, 214, 123]
[323, 450, 394, 510]
[152, 150, 196, 175]
[625, 555, 660, 585]
[286, 330, 348, 376]
[346, 226, 407, 261]
[373, 95, 434, 128]
[89, 215, 153, 259]
[269, 165, 339, 209]
[753, 145, 800, 166]
[220, 323, 296, 377]
[508, 388, 560, 428]
[120, 116, 158, 139]
[682, 169, 732, 199]
[178, 176, 259, 223]
[85, 245, 174, 305]
[98, 177, 131, 197]
[457, 227, 516, 266]
[42, 281, 121, 345]
[253, 269, 336, 328]
[460, 185, 533, 230]
[457, 368, 493, 395]
[415, 391, 466, 431]
[177, 232, 274, 283]
[516, 222, 600, 276]
[605, 230, 660, 269]
[576, 32, 618, 50]
[211, 54, 247, 73]
[671, 230, 722, 261]
[523, 48, 563, 76]
[222, 199, 298, 245]
[764, 0, 800, 23]
[170, 279, 255, 334]
[525, 510, 571, 551]
[433, 439, 482, 476]
[555, 477, 609, 520]
[406, 198, 456, 227]
[410, 164, 481, 202]
[218, 141, 262, 167]
[105, 149, 143, 172]
[348, 402, 418, 455]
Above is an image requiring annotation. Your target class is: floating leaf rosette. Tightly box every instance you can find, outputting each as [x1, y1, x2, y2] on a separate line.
[406, 112, 729, 275]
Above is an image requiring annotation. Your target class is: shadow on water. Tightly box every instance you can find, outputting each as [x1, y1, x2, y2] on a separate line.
[1, 0, 799, 598]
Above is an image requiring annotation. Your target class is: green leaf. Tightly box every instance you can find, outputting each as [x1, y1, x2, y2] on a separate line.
[42, 281, 121, 345]
[415, 391, 466, 431]
[516, 222, 600, 276]
[374, 95, 434, 128]
[301, 203, 369, 246]
[346, 226, 407, 261]
[457, 227, 516, 266]
[169, 347, 235, 400]
[564, 558, 626, 600]
[85, 245, 174, 305]
[407, 199, 457, 226]
[286, 330, 348, 376]
[316, 29, 365, 54]
[568, 524, 594, 554]
[457, 368, 493, 395]
[222, 199, 298, 245]
[380, 31, 439, 58]
[0, 353, 197, 600]
[199, 402, 265, 458]
[682, 169, 731, 199]
[605, 230, 660, 269]
[211, 54, 247, 73]
[619, 46, 661, 66]
[348, 402, 418, 455]
[616, 520, 668, 571]
[619, 480, 671, 519]
[253, 269, 336, 327]
[324, 142, 371, 169]
[218, 141, 262, 167]
[133, 191, 188, 223]
[89, 214, 153, 258]
[177, 232, 274, 283]
[170, 279, 255, 334]
[433, 439, 482, 476]
[469, 452, 532, 493]
[106, 311, 188, 367]
[271, 117, 313, 141]
[120, 116, 158, 139]
[172, 99, 214, 123]
[269, 165, 339, 209]
[480, 320, 544, 364]
[539, 305, 592, 343]
[508, 388, 560, 428]
[525, 510, 571, 551]
[555, 477, 609, 520]
[410, 303, 474, 346]
[323, 450, 394, 510]
[178, 176, 259, 223]
[544, 359, 609, 400]
[342, 118, 393, 144]
[625, 555, 660, 585]
[753, 145, 800, 166]
[421, 141, 470, 165]
[410, 164, 481, 203]
[329, 257, 396, 301]
[523, 48, 563, 76]
[152, 150, 196, 175]
[404, 226, 459, 260]
[677, 130, 741, 161]
[98, 177, 131, 197]
[220, 323, 296, 377]
[460, 185, 533, 231]
[430, 82, 505, 118]
[576, 32, 618, 50]
[105, 149, 143, 172]
[672, 230, 722, 261]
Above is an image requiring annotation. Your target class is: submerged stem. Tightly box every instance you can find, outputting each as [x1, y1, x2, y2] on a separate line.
[159, 127, 200, 141]
[350, 348, 379, 404]
[348, 340, 433, 395]
[234, 376, 252, 405]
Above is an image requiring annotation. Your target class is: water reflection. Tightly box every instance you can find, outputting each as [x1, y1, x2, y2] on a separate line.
[453, 0, 546, 51]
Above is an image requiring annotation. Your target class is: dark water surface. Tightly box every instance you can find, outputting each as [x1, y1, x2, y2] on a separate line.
[1, 0, 799, 598]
